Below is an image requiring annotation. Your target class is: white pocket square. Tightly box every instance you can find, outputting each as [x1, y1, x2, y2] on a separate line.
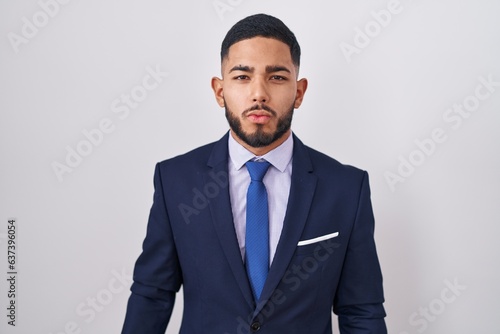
[297, 232, 339, 246]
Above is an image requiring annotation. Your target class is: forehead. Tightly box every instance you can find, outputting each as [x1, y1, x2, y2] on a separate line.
[223, 37, 294, 70]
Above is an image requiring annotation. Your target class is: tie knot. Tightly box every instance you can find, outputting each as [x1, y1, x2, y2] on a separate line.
[246, 161, 271, 182]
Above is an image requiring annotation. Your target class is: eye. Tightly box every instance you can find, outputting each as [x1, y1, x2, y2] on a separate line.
[234, 75, 249, 80]
[271, 75, 287, 81]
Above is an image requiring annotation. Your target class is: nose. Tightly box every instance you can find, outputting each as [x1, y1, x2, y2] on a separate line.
[250, 78, 269, 103]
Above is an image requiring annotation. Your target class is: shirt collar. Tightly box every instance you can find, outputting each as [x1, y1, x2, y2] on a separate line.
[228, 131, 294, 173]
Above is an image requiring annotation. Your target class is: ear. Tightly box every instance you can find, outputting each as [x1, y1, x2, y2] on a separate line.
[211, 77, 225, 108]
[294, 78, 308, 108]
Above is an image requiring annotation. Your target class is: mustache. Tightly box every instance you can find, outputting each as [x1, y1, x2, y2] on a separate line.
[243, 104, 277, 117]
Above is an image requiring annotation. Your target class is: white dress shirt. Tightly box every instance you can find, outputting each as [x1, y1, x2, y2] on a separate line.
[227, 132, 293, 266]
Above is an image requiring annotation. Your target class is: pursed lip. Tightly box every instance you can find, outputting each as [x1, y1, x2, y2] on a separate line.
[246, 110, 272, 124]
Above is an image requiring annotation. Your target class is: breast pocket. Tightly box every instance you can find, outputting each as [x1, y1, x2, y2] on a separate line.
[295, 232, 341, 256]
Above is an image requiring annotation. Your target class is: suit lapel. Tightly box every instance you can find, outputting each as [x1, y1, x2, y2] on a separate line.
[255, 135, 317, 315]
[205, 133, 255, 308]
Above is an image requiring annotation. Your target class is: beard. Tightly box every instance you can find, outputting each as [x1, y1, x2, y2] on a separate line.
[225, 101, 295, 148]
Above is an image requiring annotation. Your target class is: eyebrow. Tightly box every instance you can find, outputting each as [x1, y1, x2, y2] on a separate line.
[265, 65, 291, 74]
[229, 65, 252, 73]
[228, 65, 292, 74]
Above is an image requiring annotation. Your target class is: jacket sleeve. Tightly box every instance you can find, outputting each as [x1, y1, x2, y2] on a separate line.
[333, 172, 387, 333]
[122, 163, 183, 334]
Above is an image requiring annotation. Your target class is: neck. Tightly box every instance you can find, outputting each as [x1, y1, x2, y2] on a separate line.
[230, 130, 291, 156]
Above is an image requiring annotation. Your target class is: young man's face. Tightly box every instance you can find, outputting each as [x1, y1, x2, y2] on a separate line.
[212, 37, 307, 152]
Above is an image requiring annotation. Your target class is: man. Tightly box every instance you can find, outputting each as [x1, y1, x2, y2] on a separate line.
[122, 14, 387, 334]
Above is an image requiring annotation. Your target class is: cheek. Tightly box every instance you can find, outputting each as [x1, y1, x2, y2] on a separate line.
[273, 91, 296, 109]
[223, 95, 242, 111]
[270, 84, 296, 100]
[223, 88, 247, 109]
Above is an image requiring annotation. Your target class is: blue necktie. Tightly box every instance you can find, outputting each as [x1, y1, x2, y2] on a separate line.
[245, 160, 271, 301]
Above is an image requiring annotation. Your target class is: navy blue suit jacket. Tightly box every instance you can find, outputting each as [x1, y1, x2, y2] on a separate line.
[122, 133, 387, 333]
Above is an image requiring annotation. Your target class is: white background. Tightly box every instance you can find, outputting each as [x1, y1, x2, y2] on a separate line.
[1, 1, 499, 333]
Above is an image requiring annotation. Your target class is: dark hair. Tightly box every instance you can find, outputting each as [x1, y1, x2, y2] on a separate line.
[220, 14, 301, 67]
